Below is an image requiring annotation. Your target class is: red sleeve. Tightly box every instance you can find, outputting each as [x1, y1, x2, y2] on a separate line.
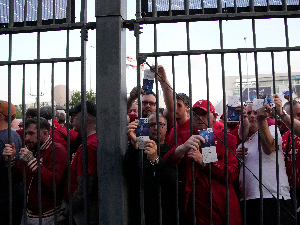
[163, 146, 183, 167]
[69, 129, 78, 142]
[205, 133, 239, 184]
[229, 125, 242, 146]
[31, 144, 67, 191]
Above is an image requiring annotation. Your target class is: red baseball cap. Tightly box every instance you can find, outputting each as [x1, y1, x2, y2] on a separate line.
[192, 100, 215, 113]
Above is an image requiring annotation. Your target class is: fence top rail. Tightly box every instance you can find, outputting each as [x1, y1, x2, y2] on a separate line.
[0, 57, 82, 66]
[127, 10, 300, 24]
[136, 46, 300, 57]
[0, 22, 96, 35]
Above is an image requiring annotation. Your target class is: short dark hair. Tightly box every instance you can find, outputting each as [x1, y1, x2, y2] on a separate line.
[146, 92, 156, 97]
[176, 93, 189, 106]
[57, 112, 66, 124]
[25, 117, 50, 132]
[40, 106, 53, 120]
[25, 108, 37, 119]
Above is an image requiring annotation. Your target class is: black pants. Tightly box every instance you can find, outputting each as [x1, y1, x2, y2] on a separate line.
[241, 198, 294, 225]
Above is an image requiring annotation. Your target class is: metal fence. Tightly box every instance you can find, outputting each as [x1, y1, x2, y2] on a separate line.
[1, 0, 300, 224]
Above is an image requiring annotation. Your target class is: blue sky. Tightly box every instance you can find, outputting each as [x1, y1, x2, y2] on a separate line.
[1, 0, 300, 107]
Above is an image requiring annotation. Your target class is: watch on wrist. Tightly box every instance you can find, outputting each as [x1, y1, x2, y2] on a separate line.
[150, 157, 159, 165]
[280, 111, 287, 119]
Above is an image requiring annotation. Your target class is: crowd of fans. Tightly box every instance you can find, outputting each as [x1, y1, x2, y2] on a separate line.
[1, 65, 300, 224]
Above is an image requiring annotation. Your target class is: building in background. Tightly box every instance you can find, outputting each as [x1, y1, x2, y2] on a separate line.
[54, 85, 71, 108]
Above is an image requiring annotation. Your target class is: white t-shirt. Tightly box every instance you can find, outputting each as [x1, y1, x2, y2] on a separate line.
[238, 125, 290, 201]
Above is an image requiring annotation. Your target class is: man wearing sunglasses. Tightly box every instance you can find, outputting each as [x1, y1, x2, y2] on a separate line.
[124, 112, 177, 225]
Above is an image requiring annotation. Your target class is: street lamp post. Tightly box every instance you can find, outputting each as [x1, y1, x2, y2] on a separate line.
[90, 46, 95, 91]
[244, 37, 250, 102]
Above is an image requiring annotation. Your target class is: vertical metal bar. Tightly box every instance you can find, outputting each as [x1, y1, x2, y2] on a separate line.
[53, 0, 56, 24]
[234, 0, 237, 13]
[80, 0, 88, 224]
[252, 18, 263, 225]
[219, 19, 229, 225]
[9, 0, 14, 27]
[271, 51, 280, 225]
[135, 3, 144, 222]
[201, 0, 204, 14]
[282, 0, 287, 11]
[36, 31, 42, 224]
[8, 32, 13, 225]
[22, 64, 27, 225]
[37, 0, 42, 25]
[217, 0, 222, 13]
[66, 0, 71, 23]
[267, 0, 270, 12]
[24, 0, 27, 26]
[66, 29, 73, 225]
[172, 56, 179, 225]
[238, 53, 246, 225]
[154, 23, 162, 225]
[186, 21, 195, 225]
[51, 62, 57, 223]
[205, 53, 213, 225]
[95, 0, 127, 223]
[284, 17, 297, 224]
[169, 0, 172, 16]
[152, 0, 157, 17]
[184, 0, 189, 15]
[136, 0, 141, 18]
[249, 0, 254, 12]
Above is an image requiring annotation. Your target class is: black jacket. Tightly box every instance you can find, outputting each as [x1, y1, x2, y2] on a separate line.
[124, 142, 177, 225]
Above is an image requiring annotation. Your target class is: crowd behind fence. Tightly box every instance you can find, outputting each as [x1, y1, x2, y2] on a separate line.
[1, 0, 300, 224]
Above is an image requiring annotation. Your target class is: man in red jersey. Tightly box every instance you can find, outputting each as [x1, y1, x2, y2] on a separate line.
[57, 101, 98, 224]
[164, 99, 241, 225]
[3, 117, 67, 224]
[166, 93, 191, 147]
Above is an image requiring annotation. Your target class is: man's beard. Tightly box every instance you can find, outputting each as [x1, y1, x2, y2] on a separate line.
[27, 142, 37, 154]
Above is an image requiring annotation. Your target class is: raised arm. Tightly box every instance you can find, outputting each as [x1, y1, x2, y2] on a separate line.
[127, 87, 145, 114]
[257, 104, 276, 155]
[156, 65, 174, 131]
[274, 94, 300, 137]
[236, 105, 250, 141]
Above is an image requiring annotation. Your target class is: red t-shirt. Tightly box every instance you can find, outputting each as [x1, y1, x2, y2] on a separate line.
[282, 130, 300, 187]
[213, 121, 224, 132]
[50, 125, 78, 150]
[166, 119, 193, 148]
[67, 133, 98, 201]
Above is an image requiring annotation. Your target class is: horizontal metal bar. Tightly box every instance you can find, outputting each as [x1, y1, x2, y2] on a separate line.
[138, 46, 300, 57]
[0, 57, 82, 66]
[0, 22, 96, 35]
[129, 11, 300, 24]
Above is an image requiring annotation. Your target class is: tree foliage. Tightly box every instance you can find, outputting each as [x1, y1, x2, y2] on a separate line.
[70, 89, 96, 108]
[16, 105, 23, 119]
